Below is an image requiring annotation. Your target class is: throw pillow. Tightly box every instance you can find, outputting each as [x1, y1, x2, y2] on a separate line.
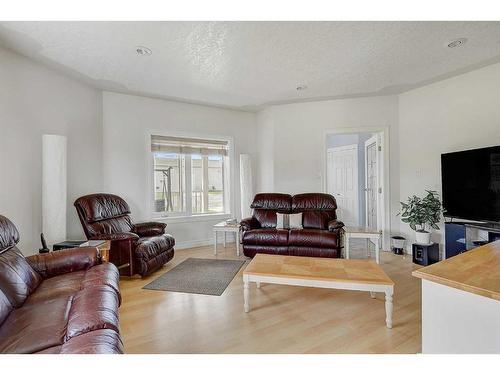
[276, 213, 289, 229]
[288, 213, 303, 229]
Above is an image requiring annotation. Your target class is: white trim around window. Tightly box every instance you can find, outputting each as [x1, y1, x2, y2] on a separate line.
[145, 129, 235, 223]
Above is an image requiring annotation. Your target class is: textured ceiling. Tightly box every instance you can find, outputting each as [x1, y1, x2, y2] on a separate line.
[1, 21, 500, 111]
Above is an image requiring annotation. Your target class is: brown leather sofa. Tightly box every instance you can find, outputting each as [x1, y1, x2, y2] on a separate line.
[74, 193, 175, 277]
[0, 215, 122, 354]
[240, 193, 344, 258]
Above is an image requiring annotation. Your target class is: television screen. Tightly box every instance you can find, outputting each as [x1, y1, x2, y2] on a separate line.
[441, 145, 500, 222]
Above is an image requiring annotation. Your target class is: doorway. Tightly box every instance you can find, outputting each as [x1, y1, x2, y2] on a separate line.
[325, 131, 382, 232]
[326, 144, 359, 226]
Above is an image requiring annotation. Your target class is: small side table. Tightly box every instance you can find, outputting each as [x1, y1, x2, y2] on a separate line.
[344, 226, 382, 264]
[213, 222, 241, 256]
[84, 240, 132, 276]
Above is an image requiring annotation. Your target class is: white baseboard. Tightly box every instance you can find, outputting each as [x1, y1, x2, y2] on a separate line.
[174, 239, 238, 250]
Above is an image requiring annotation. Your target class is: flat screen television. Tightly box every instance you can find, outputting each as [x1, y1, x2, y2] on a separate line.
[441, 145, 500, 223]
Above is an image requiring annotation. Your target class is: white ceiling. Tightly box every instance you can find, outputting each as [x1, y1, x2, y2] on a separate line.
[1, 21, 500, 111]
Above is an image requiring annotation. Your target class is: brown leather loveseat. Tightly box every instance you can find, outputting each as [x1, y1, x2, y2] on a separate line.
[74, 193, 175, 277]
[240, 193, 344, 258]
[0, 215, 123, 354]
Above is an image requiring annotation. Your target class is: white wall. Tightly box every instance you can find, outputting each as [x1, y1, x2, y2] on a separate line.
[0, 47, 103, 254]
[102, 92, 256, 248]
[255, 107, 275, 193]
[399, 62, 500, 255]
[255, 96, 400, 247]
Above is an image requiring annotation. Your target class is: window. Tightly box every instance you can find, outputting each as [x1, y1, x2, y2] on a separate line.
[151, 135, 230, 217]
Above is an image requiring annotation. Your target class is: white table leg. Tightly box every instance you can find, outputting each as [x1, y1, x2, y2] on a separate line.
[244, 279, 250, 313]
[385, 290, 393, 328]
[214, 231, 217, 255]
[256, 282, 261, 288]
[370, 291, 376, 298]
[366, 238, 370, 258]
[345, 234, 350, 259]
[236, 231, 240, 257]
[223, 232, 226, 248]
[376, 235, 380, 264]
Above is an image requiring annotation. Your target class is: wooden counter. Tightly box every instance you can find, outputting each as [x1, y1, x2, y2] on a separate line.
[412, 240, 500, 301]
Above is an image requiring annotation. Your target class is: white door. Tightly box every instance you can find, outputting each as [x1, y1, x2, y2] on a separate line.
[327, 145, 359, 226]
[364, 135, 379, 230]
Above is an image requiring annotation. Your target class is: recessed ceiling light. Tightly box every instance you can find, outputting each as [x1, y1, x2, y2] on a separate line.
[447, 38, 467, 48]
[296, 84, 308, 91]
[136, 46, 152, 56]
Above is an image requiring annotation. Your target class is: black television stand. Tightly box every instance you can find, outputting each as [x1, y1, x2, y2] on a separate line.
[444, 219, 500, 259]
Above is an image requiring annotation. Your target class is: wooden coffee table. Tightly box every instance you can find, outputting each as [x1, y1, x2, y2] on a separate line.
[243, 254, 395, 328]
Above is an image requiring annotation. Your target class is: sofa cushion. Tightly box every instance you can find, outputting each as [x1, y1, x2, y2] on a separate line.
[66, 285, 120, 340]
[0, 215, 20, 252]
[250, 193, 292, 211]
[291, 193, 337, 211]
[288, 246, 340, 258]
[0, 289, 13, 325]
[86, 216, 134, 238]
[288, 229, 339, 248]
[61, 329, 123, 354]
[242, 245, 289, 258]
[36, 345, 62, 354]
[0, 247, 42, 307]
[302, 210, 336, 230]
[253, 209, 278, 228]
[74, 193, 131, 223]
[26, 270, 86, 304]
[0, 296, 72, 353]
[136, 234, 175, 261]
[26, 263, 121, 306]
[243, 229, 289, 246]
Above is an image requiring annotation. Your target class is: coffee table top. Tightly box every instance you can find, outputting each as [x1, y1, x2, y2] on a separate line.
[243, 254, 394, 285]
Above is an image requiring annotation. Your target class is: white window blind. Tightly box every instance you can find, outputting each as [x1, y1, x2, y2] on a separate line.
[151, 135, 228, 156]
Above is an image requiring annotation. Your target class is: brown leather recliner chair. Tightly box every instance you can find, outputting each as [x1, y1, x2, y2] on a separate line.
[240, 193, 345, 258]
[74, 193, 175, 277]
[0, 215, 122, 354]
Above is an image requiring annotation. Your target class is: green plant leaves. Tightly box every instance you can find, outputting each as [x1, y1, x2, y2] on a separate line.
[399, 190, 443, 232]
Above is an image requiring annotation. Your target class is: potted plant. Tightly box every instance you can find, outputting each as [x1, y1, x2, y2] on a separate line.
[399, 190, 442, 245]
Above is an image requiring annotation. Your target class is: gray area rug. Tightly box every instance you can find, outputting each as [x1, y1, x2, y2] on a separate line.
[143, 258, 246, 296]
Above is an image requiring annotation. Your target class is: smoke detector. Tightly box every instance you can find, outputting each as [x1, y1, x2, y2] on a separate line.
[447, 38, 467, 48]
[136, 46, 152, 56]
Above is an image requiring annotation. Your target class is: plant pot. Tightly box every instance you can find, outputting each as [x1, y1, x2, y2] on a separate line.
[415, 230, 431, 245]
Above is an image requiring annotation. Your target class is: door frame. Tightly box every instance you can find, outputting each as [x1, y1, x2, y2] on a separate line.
[322, 127, 390, 251]
[327, 144, 359, 226]
[364, 135, 379, 229]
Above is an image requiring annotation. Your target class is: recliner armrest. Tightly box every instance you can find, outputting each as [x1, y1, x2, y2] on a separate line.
[328, 220, 345, 232]
[131, 222, 167, 237]
[26, 247, 100, 279]
[90, 232, 140, 241]
[240, 217, 260, 231]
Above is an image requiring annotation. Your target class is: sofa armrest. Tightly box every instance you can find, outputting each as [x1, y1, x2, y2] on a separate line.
[131, 222, 167, 237]
[328, 219, 345, 232]
[90, 232, 140, 241]
[26, 247, 100, 279]
[240, 217, 260, 232]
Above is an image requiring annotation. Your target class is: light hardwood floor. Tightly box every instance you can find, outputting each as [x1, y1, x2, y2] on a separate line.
[119, 240, 422, 353]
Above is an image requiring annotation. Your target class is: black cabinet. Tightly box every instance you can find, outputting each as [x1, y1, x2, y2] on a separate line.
[412, 243, 439, 266]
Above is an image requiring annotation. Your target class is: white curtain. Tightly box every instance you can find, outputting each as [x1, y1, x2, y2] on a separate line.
[239, 154, 253, 220]
[42, 135, 67, 246]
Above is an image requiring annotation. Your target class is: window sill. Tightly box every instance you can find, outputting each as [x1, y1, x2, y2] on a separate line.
[153, 213, 232, 224]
